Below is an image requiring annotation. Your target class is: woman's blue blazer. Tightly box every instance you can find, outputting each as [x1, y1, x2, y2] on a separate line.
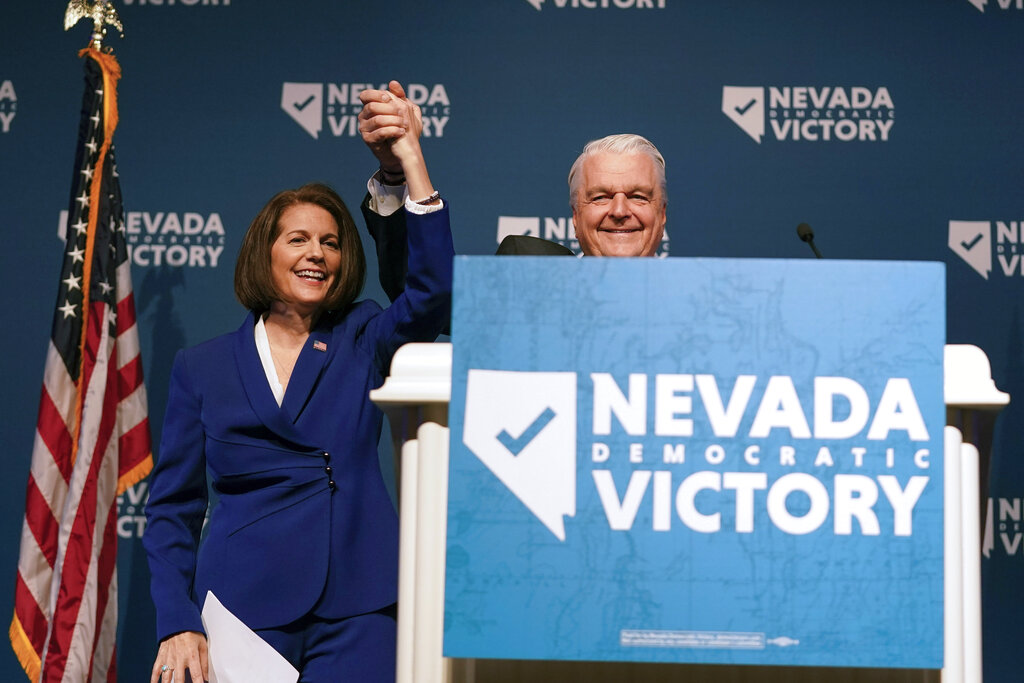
[143, 206, 453, 641]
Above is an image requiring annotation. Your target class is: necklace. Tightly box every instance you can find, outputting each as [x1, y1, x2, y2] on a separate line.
[262, 312, 310, 391]
[269, 344, 298, 389]
[265, 329, 308, 391]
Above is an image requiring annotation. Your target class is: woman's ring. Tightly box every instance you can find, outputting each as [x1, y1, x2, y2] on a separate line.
[161, 664, 170, 673]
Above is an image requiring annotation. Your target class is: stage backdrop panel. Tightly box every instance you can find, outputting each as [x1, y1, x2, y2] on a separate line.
[3, 1, 1023, 680]
[446, 256, 945, 669]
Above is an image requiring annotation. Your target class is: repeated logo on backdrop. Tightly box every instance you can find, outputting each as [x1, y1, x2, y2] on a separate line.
[723, 86, 895, 144]
[495, 215, 670, 256]
[117, 483, 149, 539]
[117, 482, 209, 538]
[496, 215, 580, 254]
[120, 0, 231, 5]
[281, 82, 450, 140]
[524, 0, 666, 9]
[0, 80, 15, 134]
[985, 497, 1024, 558]
[948, 220, 1024, 279]
[58, 209, 227, 268]
[966, 0, 1024, 11]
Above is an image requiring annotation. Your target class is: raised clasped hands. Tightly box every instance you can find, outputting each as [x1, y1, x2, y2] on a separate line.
[358, 80, 424, 174]
[358, 79, 437, 204]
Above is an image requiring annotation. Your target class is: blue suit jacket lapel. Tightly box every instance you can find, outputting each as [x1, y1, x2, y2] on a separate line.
[233, 313, 316, 448]
[281, 324, 331, 424]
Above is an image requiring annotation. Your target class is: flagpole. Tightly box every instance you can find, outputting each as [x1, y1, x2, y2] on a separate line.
[11, 5, 151, 681]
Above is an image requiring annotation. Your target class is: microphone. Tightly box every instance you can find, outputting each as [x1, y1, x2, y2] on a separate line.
[796, 222, 823, 259]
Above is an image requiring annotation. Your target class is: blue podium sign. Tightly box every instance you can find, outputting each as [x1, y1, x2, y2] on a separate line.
[445, 257, 945, 669]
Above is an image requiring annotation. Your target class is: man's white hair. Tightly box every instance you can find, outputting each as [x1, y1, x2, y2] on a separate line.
[567, 133, 667, 208]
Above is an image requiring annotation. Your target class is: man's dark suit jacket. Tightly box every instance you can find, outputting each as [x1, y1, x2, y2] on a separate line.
[361, 196, 573, 304]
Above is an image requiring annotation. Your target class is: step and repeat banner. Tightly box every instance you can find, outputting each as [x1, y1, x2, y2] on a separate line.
[0, 1, 1021, 680]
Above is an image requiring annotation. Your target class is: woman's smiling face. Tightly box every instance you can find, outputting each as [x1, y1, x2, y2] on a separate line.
[269, 202, 341, 315]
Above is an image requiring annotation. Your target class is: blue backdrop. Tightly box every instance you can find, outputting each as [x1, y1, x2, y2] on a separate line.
[1, 1, 1022, 680]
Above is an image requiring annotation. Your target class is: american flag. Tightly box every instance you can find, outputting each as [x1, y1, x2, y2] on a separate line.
[9, 48, 152, 682]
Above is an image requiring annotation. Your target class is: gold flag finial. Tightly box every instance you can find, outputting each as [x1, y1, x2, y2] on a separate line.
[64, 0, 124, 51]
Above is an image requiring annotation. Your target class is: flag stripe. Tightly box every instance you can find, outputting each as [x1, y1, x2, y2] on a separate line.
[115, 292, 136, 341]
[64, 432, 119, 683]
[116, 323, 140, 371]
[16, 519, 53, 606]
[113, 261, 132, 307]
[45, 306, 115, 677]
[88, 496, 120, 682]
[117, 355, 143, 400]
[118, 421, 150, 475]
[117, 383, 148, 437]
[42, 342, 77, 432]
[10, 576, 44, 681]
[13, 573, 48, 652]
[29, 438, 68, 521]
[44, 444, 101, 678]
[36, 391, 74, 486]
[23, 478, 58, 570]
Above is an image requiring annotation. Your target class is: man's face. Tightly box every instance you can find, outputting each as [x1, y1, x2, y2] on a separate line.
[572, 151, 667, 257]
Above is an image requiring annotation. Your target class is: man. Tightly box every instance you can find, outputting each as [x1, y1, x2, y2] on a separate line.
[488, 133, 668, 257]
[567, 133, 667, 258]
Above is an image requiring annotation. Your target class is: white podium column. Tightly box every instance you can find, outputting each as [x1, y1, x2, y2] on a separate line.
[943, 426, 965, 683]
[960, 442, 982, 683]
[943, 345, 1010, 683]
[370, 343, 453, 683]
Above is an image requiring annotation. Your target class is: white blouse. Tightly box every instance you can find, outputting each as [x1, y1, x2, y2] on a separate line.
[253, 315, 285, 406]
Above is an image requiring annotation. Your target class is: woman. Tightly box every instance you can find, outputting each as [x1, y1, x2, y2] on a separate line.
[144, 83, 452, 683]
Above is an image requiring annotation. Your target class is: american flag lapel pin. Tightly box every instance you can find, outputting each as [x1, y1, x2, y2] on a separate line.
[313, 340, 327, 352]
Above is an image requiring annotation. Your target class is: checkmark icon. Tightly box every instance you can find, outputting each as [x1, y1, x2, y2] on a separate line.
[293, 94, 316, 112]
[496, 406, 557, 456]
[734, 98, 757, 116]
[961, 233, 984, 251]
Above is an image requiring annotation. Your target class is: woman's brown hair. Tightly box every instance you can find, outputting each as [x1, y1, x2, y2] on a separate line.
[234, 183, 366, 315]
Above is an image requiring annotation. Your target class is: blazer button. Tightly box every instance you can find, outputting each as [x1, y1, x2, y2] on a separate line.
[325, 466, 333, 476]
[322, 451, 330, 461]
[328, 480, 336, 491]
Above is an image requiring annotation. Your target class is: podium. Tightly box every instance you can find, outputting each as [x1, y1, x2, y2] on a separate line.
[371, 258, 1005, 683]
[942, 345, 1009, 683]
